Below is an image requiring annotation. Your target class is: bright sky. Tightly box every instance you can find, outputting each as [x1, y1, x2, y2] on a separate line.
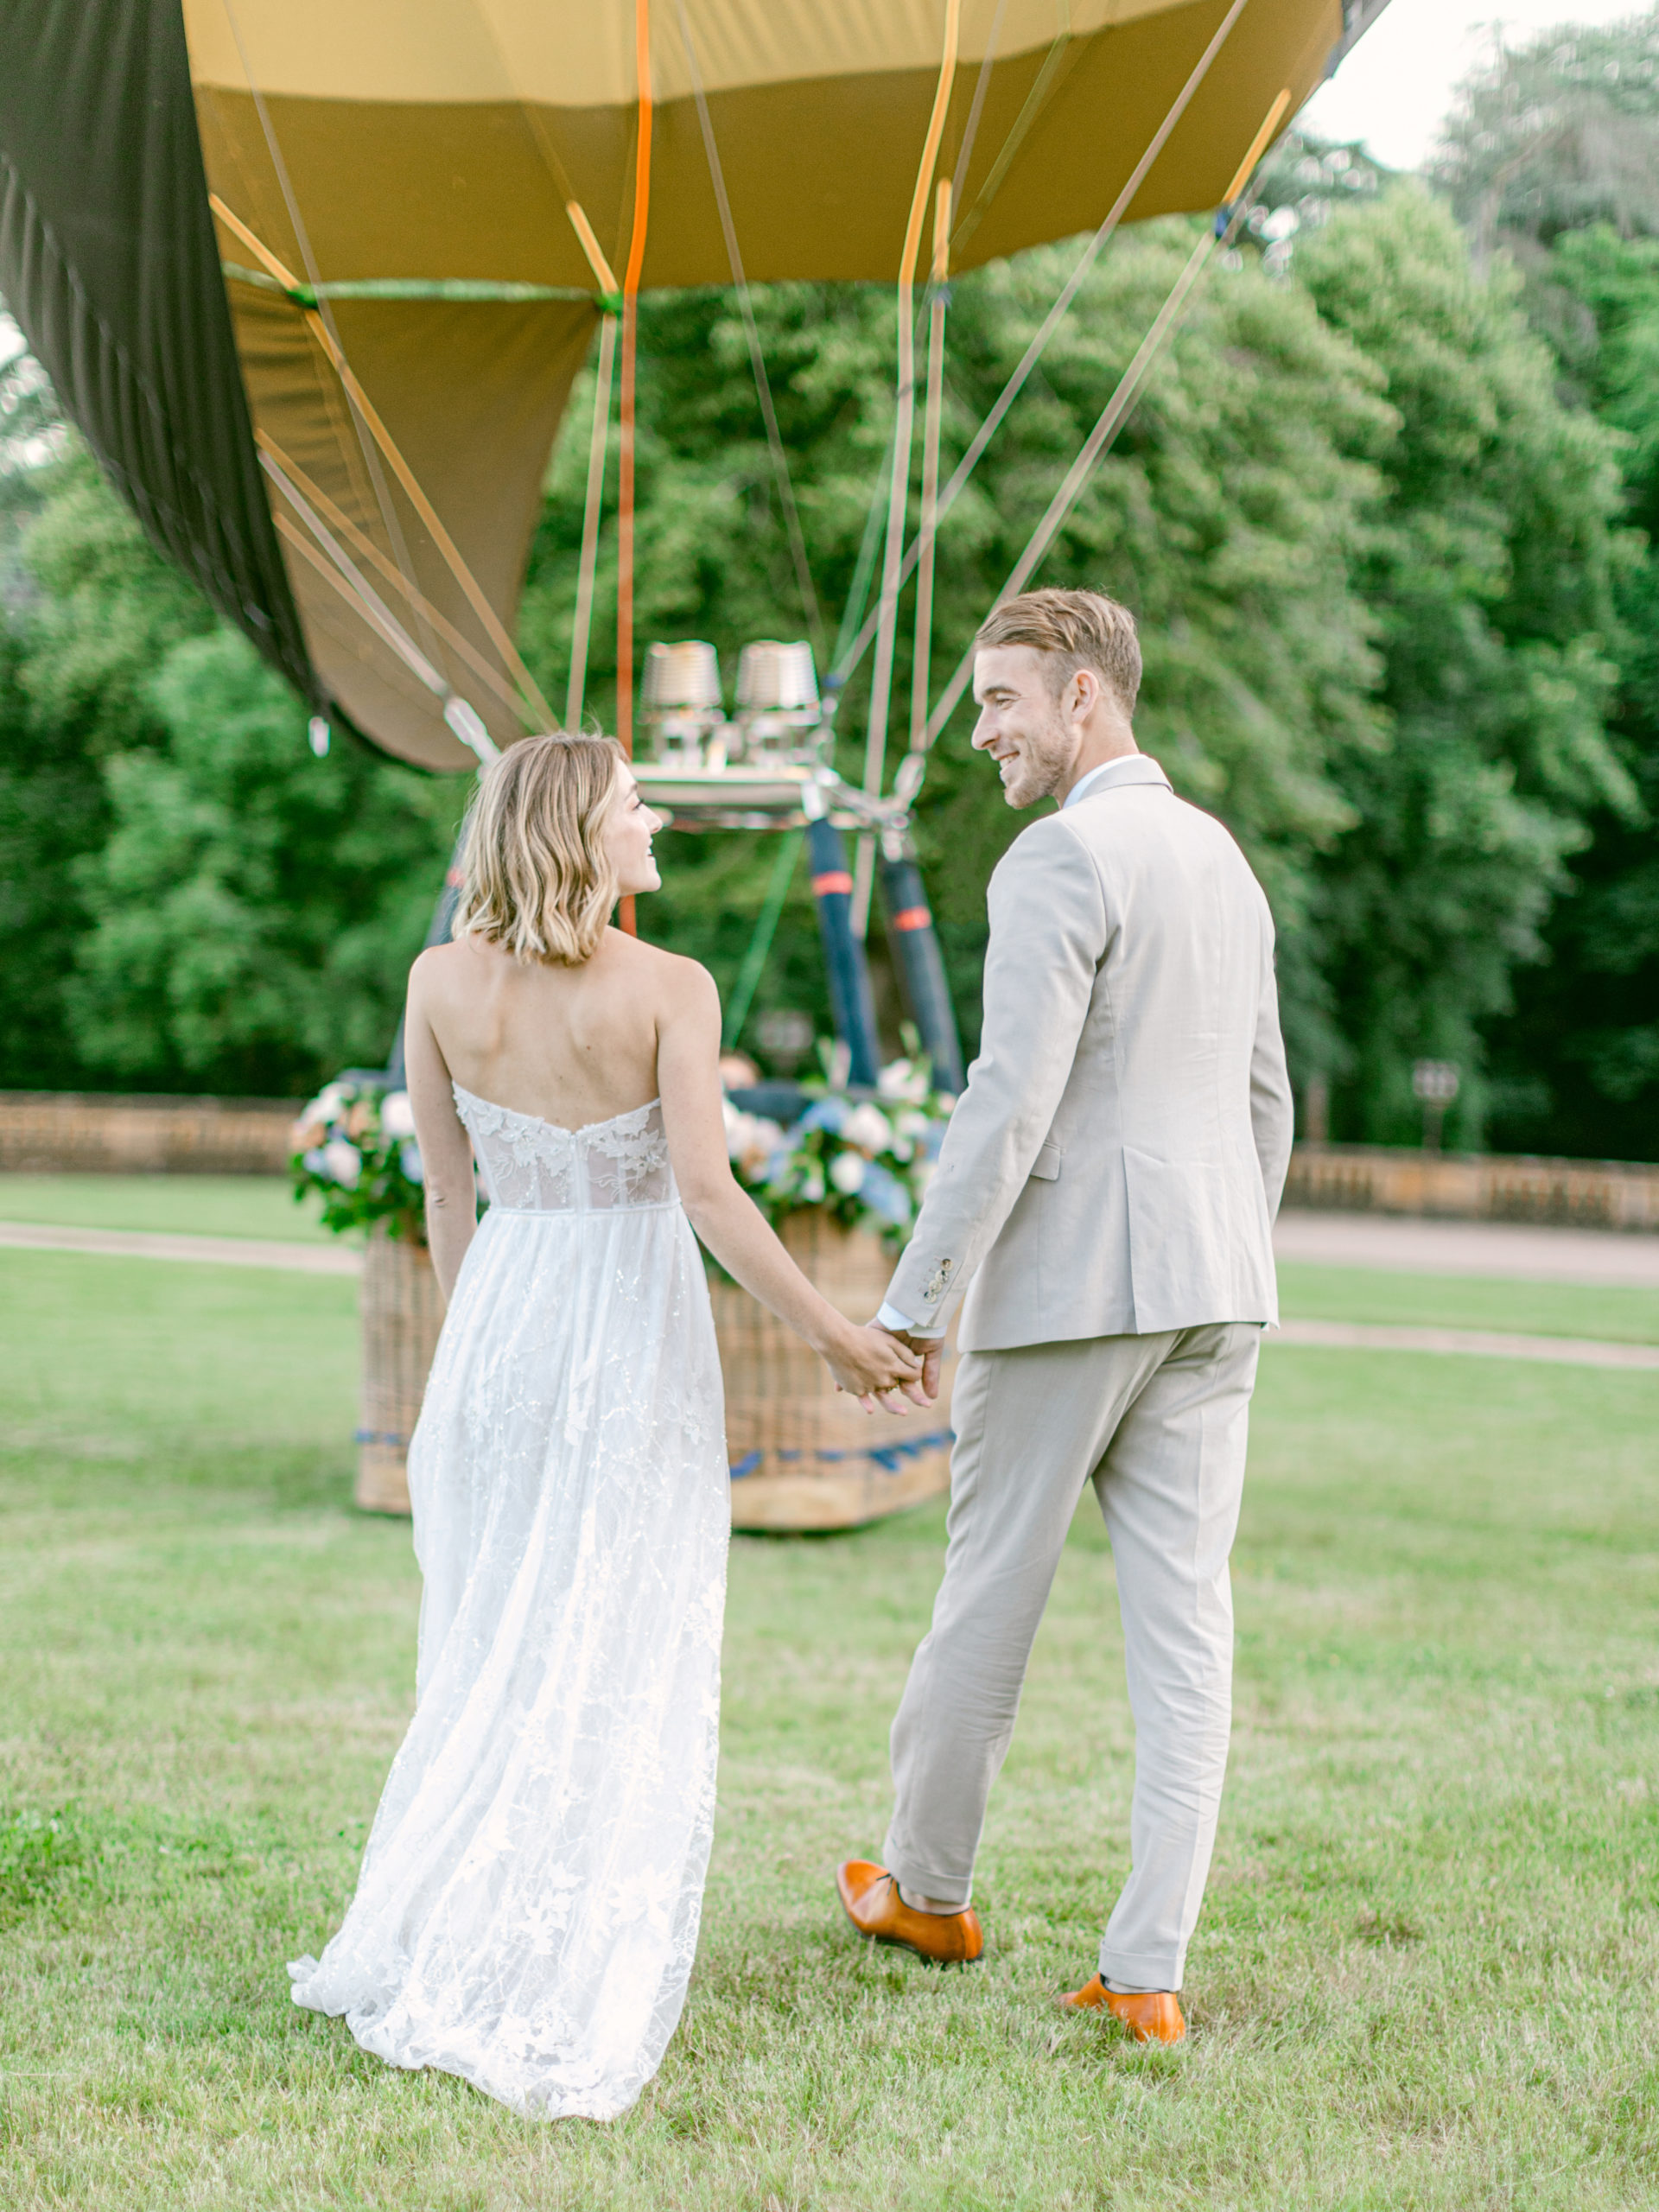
[1298, 0, 1649, 168]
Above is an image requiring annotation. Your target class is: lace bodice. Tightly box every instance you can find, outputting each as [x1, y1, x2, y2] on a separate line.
[453, 1085, 676, 1213]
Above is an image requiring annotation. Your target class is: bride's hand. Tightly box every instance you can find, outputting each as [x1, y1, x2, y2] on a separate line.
[823, 1320, 928, 1414]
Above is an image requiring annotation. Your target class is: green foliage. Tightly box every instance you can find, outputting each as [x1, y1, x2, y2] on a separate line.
[0, 450, 215, 1089]
[1435, 15, 1659, 256]
[1, 174, 1649, 1153]
[62, 625, 458, 1092]
[1489, 222, 1659, 1155]
[1294, 186, 1632, 1144]
[290, 1080, 427, 1245]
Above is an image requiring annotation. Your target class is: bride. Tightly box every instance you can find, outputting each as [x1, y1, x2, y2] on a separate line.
[289, 732, 925, 2120]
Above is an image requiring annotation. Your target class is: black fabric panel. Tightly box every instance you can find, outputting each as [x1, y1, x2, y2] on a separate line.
[0, 0, 317, 705]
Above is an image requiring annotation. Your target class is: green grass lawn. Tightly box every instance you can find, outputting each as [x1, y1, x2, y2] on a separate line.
[1275, 1260, 1659, 1345]
[2, 1244, 1657, 2209]
[0, 1173, 334, 1243]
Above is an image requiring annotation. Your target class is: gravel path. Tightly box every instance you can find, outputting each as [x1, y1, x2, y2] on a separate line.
[0, 1219, 359, 1275]
[1274, 1210, 1659, 1287]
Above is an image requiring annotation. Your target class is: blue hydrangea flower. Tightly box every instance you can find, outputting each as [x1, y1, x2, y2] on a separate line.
[796, 1096, 849, 1137]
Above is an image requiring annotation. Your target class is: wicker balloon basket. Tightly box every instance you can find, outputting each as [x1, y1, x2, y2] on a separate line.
[350, 1211, 954, 1531]
[710, 1210, 955, 1533]
[355, 1227, 445, 1515]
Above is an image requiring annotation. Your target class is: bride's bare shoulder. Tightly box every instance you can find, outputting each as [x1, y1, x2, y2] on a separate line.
[409, 938, 497, 999]
[601, 930, 715, 1009]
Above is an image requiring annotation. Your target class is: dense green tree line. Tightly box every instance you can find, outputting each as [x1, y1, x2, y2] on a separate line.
[1, 24, 1655, 1154]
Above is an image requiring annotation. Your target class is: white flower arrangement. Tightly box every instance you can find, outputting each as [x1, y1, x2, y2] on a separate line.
[291, 1081, 427, 1243]
[722, 1053, 954, 1248]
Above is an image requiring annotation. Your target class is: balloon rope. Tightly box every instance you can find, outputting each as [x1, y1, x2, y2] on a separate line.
[831, 0, 1255, 697]
[270, 502, 499, 763]
[617, 0, 653, 770]
[567, 311, 618, 734]
[909, 180, 952, 757]
[257, 431, 531, 721]
[215, 0, 438, 703]
[677, 0, 825, 659]
[855, 0, 961, 937]
[918, 94, 1292, 753]
[211, 195, 557, 734]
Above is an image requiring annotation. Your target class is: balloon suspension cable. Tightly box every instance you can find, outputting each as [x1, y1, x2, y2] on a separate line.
[855, 0, 960, 940]
[830, 0, 1254, 698]
[255, 432, 533, 723]
[566, 310, 618, 734]
[723, 830, 805, 1052]
[917, 94, 1292, 757]
[212, 195, 557, 735]
[214, 0, 454, 699]
[263, 456, 499, 763]
[910, 180, 952, 757]
[677, 0, 824, 663]
[946, 0, 1009, 217]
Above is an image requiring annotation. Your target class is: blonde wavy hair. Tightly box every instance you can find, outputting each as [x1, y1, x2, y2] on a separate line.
[451, 733, 626, 964]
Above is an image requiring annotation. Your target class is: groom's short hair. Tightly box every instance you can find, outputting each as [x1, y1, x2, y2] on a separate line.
[976, 588, 1141, 717]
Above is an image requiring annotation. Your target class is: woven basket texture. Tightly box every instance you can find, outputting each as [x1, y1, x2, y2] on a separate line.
[356, 1228, 444, 1515]
[350, 1210, 953, 1531]
[711, 1211, 953, 1532]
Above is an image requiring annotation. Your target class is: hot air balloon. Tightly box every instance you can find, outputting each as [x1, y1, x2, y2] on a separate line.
[0, 0, 1382, 770]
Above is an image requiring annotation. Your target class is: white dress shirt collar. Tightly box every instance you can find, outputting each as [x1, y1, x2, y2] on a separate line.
[1062, 753, 1171, 810]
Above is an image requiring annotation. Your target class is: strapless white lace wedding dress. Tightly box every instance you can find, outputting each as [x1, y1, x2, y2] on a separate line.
[289, 1087, 729, 2120]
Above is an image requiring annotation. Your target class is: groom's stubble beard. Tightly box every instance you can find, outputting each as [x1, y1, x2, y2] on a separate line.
[996, 685, 1074, 810]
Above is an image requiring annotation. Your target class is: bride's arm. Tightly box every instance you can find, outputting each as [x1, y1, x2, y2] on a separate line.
[658, 962, 927, 1412]
[404, 958, 479, 1304]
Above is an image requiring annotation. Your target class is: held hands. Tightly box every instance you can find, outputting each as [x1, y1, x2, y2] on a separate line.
[872, 1322, 943, 1408]
[823, 1320, 932, 1414]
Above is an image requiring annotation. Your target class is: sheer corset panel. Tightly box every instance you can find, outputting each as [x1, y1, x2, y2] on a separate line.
[452, 1084, 677, 1213]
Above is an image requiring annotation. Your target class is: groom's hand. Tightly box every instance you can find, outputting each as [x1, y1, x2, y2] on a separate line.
[869, 1322, 941, 1406]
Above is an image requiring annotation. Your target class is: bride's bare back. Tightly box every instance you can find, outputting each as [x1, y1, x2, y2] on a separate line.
[413, 926, 678, 1132]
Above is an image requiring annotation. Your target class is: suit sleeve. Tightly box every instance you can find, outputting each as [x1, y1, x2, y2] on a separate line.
[1249, 905, 1294, 1221]
[881, 819, 1107, 1332]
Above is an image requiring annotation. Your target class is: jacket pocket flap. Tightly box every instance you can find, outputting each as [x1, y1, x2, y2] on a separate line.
[1029, 1141, 1062, 1182]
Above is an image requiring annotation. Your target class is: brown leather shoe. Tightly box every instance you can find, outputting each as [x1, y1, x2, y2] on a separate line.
[1059, 1974, 1185, 2044]
[836, 1859, 984, 1964]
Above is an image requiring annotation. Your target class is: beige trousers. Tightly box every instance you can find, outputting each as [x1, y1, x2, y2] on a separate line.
[881, 1323, 1261, 1993]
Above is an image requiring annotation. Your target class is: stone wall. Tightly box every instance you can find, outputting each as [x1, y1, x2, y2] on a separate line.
[3, 1092, 1657, 1229]
[0, 1091, 298, 1175]
[1285, 1145, 1659, 1232]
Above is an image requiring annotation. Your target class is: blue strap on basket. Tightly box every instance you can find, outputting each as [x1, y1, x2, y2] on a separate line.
[729, 1429, 954, 1478]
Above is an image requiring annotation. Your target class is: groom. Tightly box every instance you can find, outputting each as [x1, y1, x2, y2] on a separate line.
[837, 588, 1293, 2044]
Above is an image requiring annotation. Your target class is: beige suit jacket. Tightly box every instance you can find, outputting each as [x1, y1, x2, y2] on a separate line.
[883, 755, 1294, 1351]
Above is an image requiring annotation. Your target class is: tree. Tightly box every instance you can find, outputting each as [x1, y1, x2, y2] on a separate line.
[1294, 185, 1632, 1146]
[66, 626, 459, 1094]
[1486, 224, 1659, 1156]
[0, 447, 456, 1096]
[1435, 15, 1659, 261]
